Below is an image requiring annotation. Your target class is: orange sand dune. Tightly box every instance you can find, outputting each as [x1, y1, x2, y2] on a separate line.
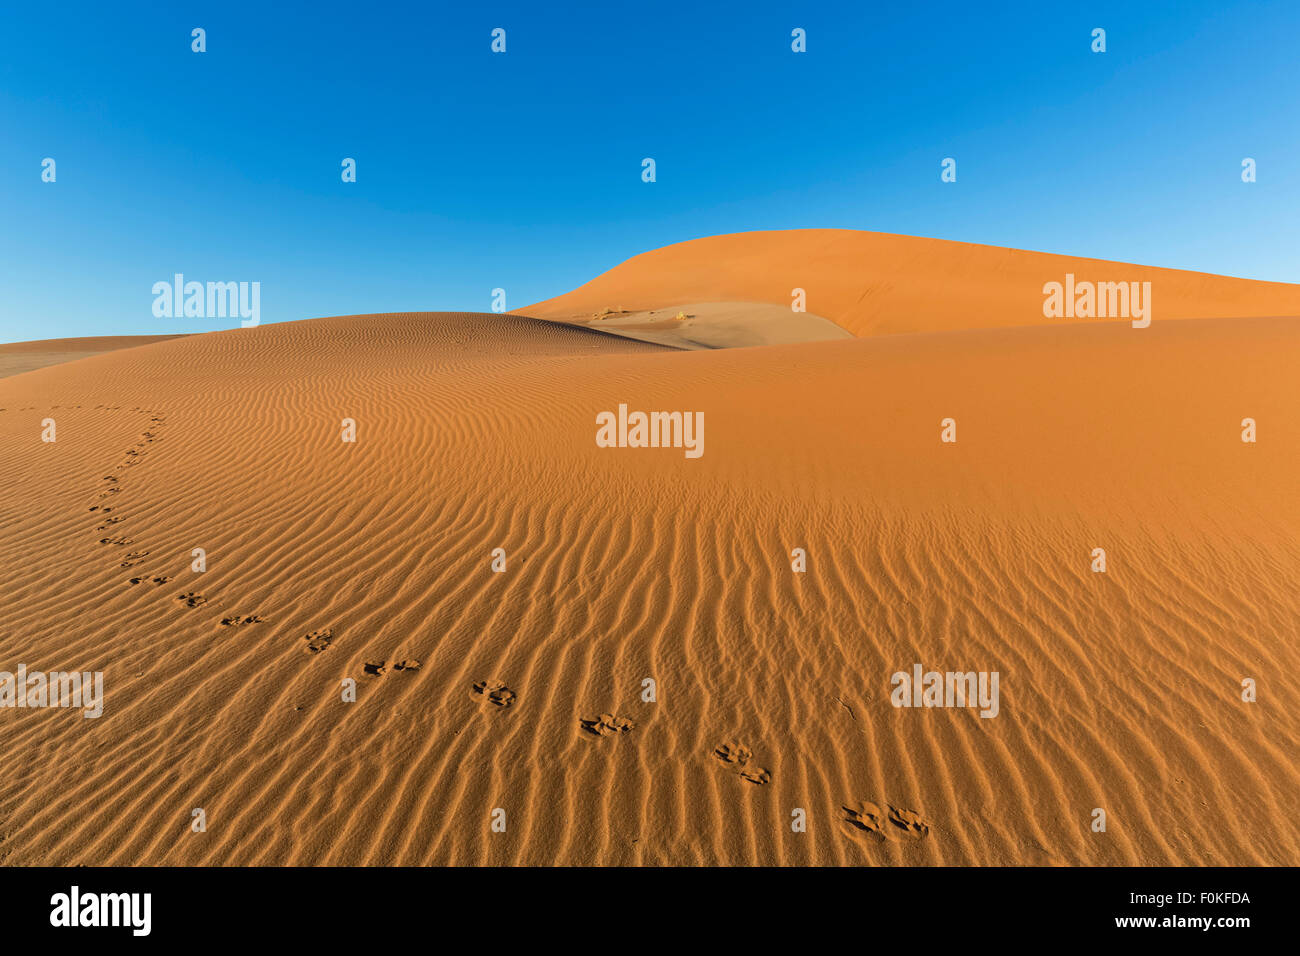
[521, 229, 1300, 340]
[0, 297, 1296, 865]
[564, 301, 853, 349]
[0, 335, 186, 379]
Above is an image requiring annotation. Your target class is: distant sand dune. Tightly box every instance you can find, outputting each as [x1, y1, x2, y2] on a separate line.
[520, 229, 1300, 343]
[1, 296, 1296, 865]
[543, 300, 852, 350]
[0, 335, 186, 379]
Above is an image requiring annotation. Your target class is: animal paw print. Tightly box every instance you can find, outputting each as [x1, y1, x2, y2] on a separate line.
[98, 536, 133, 546]
[221, 615, 265, 627]
[714, 743, 750, 765]
[176, 591, 207, 607]
[580, 713, 635, 737]
[472, 680, 517, 708]
[129, 576, 171, 586]
[357, 658, 418, 676]
[842, 801, 930, 841]
[303, 628, 333, 653]
[712, 742, 771, 785]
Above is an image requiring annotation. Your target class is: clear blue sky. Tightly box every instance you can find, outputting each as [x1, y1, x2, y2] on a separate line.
[2, 0, 1297, 341]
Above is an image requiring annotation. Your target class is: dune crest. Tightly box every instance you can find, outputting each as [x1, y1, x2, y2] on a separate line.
[520, 229, 1300, 342]
[0, 335, 187, 379]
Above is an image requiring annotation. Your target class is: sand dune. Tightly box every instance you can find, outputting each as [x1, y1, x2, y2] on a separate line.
[546, 301, 852, 350]
[521, 229, 1300, 342]
[1, 233, 1298, 866]
[0, 335, 186, 379]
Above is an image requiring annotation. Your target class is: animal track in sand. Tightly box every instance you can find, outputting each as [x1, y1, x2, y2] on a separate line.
[472, 680, 517, 708]
[713, 742, 751, 766]
[359, 658, 420, 675]
[303, 628, 333, 653]
[220, 615, 265, 627]
[580, 713, 635, 737]
[176, 592, 207, 608]
[712, 743, 771, 785]
[87, 415, 173, 581]
[842, 801, 930, 841]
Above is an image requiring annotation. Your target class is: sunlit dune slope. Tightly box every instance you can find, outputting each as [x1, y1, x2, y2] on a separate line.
[0, 335, 187, 379]
[0, 310, 1295, 866]
[520, 229, 1300, 339]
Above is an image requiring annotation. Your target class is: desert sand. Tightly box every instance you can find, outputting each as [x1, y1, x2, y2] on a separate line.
[0, 231, 1297, 865]
[0, 335, 185, 379]
[535, 301, 853, 350]
[522, 228, 1300, 344]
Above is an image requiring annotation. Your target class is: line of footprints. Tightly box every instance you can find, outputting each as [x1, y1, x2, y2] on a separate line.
[89, 410, 167, 588]
[85, 408, 928, 844]
[88, 411, 250, 624]
[471, 681, 928, 841]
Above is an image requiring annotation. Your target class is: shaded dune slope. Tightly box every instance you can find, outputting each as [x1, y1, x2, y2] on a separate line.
[0, 309, 1296, 865]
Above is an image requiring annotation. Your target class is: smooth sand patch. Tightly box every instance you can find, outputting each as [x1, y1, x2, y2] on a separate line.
[548, 300, 853, 349]
[520, 229, 1300, 338]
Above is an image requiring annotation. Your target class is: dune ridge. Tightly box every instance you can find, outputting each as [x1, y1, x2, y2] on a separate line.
[520, 229, 1300, 341]
[0, 335, 187, 379]
[1, 298, 1296, 865]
